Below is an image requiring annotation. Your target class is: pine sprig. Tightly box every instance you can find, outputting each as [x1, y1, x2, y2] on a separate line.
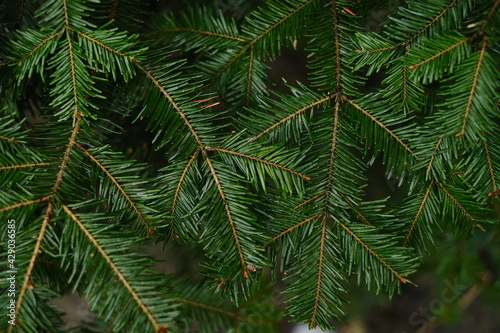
[61, 205, 176, 332]
[249, 87, 333, 143]
[8, 28, 62, 82]
[437, 42, 498, 140]
[241, 0, 317, 59]
[336, 221, 416, 289]
[402, 180, 438, 249]
[6, 203, 54, 333]
[387, 0, 472, 45]
[462, 125, 500, 200]
[351, 32, 401, 75]
[151, 6, 247, 48]
[406, 32, 471, 84]
[73, 143, 156, 235]
[346, 96, 415, 156]
[284, 215, 348, 329]
[201, 154, 268, 285]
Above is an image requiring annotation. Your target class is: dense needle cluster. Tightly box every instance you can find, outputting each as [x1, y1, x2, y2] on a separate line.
[0, 0, 498, 332]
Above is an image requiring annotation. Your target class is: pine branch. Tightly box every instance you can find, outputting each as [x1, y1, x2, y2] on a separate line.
[404, 180, 435, 247]
[389, 0, 468, 45]
[306, 1, 359, 95]
[252, 93, 333, 141]
[382, 60, 426, 115]
[62, 205, 168, 332]
[324, 99, 341, 208]
[171, 280, 280, 332]
[351, 32, 401, 75]
[480, 0, 500, 31]
[331, 2, 343, 94]
[206, 146, 310, 180]
[171, 147, 201, 217]
[346, 97, 415, 155]
[460, 124, 500, 201]
[484, 138, 499, 197]
[74, 142, 154, 235]
[439, 183, 484, 233]
[163, 0, 317, 105]
[0, 135, 18, 142]
[51, 119, 81, 194]
[160, 27, 249, 42]
[76, 31, 135, 59]
[245, 45, 255, 104]
[458, 41, 487, 137]
[138, 64, 205, 147]
[242, 0, 316, 55]
[9, 29, 62, 80]
[176, 296, 276, 326]
[0, 162, 52, 171]
[337, 220, 410, 284]
[0, 198, 48, 213]
[425, 137, 444, 180]
[406, 32, 471, 85]
[437, 182, 474, 221]
[339, 192, 372, 226]
[310, 214, 330, 329]
[152, 5, 246, 47]
[67, 35, 79, 121]
[436, 40, 498, 141]
[202, 0, 316, 79]
[62, 0, 70, 26]
[203, 153, 248, 272]
[264, 213, 322, 246]
[293, 192, 326, 210]
[259, 193, 326, 239]
[76, 29, 145, 81]
[7, 203, 53, 333]
[408, 36, 469, 69]
[405, 0, 459, 44]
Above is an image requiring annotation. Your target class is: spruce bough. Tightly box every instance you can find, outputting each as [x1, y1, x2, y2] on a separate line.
[0, 0, 498, 332]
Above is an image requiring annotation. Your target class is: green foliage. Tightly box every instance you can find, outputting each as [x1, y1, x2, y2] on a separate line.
[0, 0, 498, 332]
